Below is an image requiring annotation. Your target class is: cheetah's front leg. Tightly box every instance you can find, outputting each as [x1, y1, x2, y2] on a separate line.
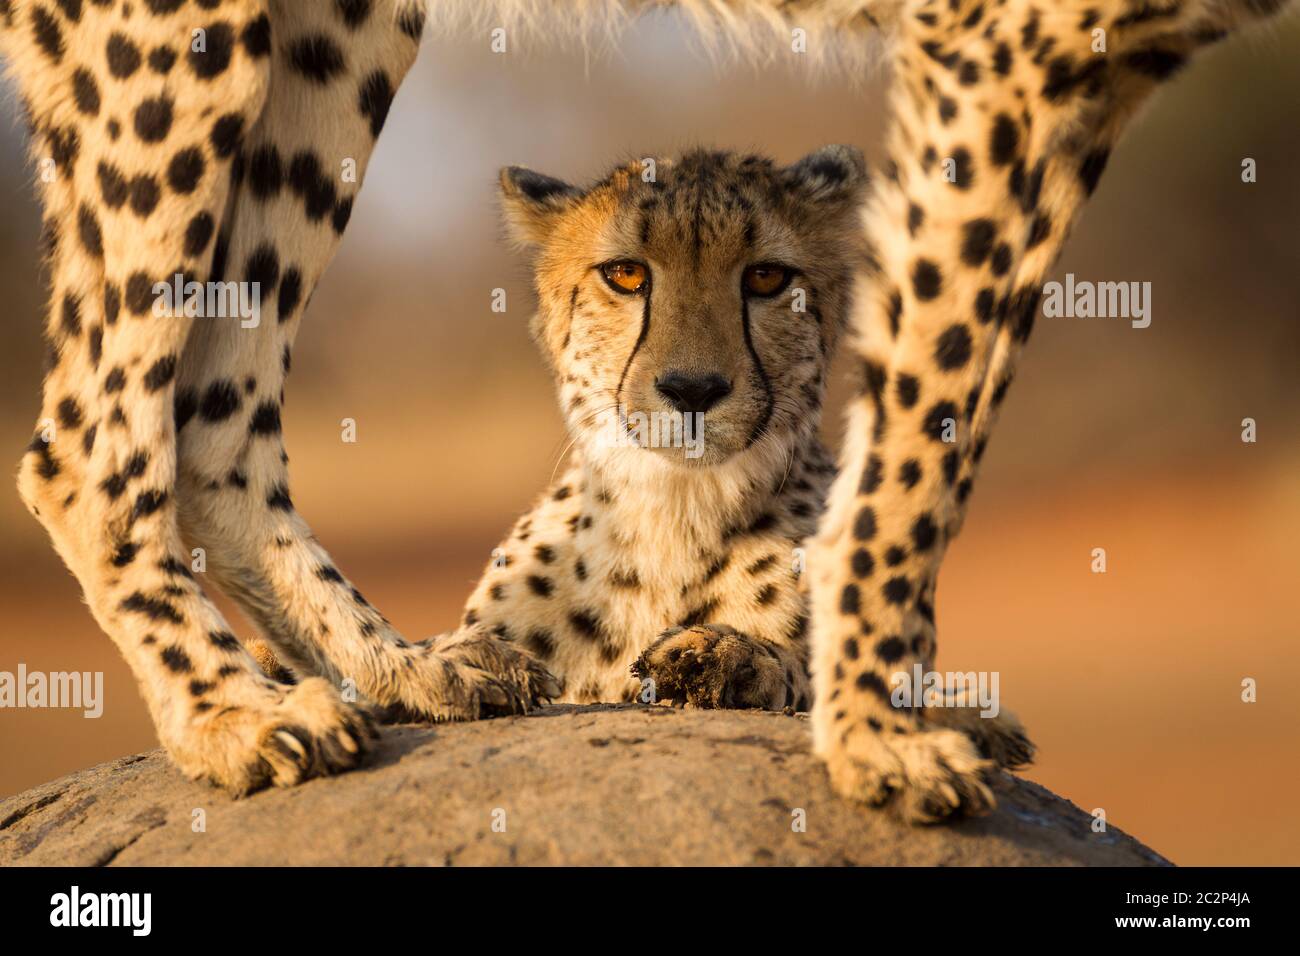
[6, 0, 374, 793]
[811, 1, 1266, 821]
[167, 0, 558, 720]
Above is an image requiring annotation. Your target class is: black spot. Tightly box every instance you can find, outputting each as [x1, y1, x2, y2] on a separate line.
[886, 289, 903, 336]
[883, 576, 912, 605]
[245, 244, 280, 296]
[942, 450, 959, 486]
[335, 0, 371, 28]
[183, 211, 215, 257]
[1126, 47, 1186, 81]
[77, 205, 103, 258]
[875, 636, 906, 664]
[287, 151, 337, 220]
[911, 514, 937, 551]
[111, 541, 138, 567]
[993, 41, 1012, 75]
[1026, 212, 1051, 248]
[907, 202, 924, 236]
[97, 162, 128, 208]
[189, 21, 233, 78]
[860, 455, 883, 494]
[104, 366, 126, 393]
[31, 5, 64, 62]
[60, 293, 81, 336]
[148, 45, 176, 73]
[1007, 285, 1042, 343]
[247, 401, 280, 436]
[289, 34, 345, 83]
[174, 387, 198, 431]
[960, 218, 996, 266]
[247, 145, 283, 199]
[569, 610, 602, 640]
[840, 584, 860, 615]
[950, 147, 973, 189]
[143, 354, 176, 391]
[132, 488, 167, 519]
[934, 324, 973, 371]
[895, 373, 919, 409]
[397, 3, 426, 39]
[209, 113, 243, 158]
[853, 507, 877, 541]
[128, 175, 160, 216]
[167, 147, 205, 193]
[241, 13, 271, 56]
[160, 645, 193, 673]
[277, 268, 303, 321]
[358, 70, 394, 137]
[88, 326, 102, 367]
[120, 591, 184, 625]
[526, 575, 553, 598]
[911, 258, 941, 300]
[125, 272, 155, 315]
[854, 671, 890, 701]
[146, 0, 186, 12]
[199, 380, 241, 421]
[133, 95, 174, 142]
[990, 244, 1012, 277]
[56, 396, 82, 429]
[266, 484, 293, 510]
[989, 113, 1018, 166]
[851, 548, 874, 578]
[1079, 148, 1110, 196]
[524, 628, 554, 658]
[899, 459, 921, 490]
[72, 68, 100, 115]
[331, 196, 353, 234]
[922, 401, 957, 442]
[208, 630, 241, 652]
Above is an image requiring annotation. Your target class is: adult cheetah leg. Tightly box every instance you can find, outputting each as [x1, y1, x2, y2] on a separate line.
[168, 0, 558, 721]
[809, 0, 1290, 822]
[5, 0, 372, 794]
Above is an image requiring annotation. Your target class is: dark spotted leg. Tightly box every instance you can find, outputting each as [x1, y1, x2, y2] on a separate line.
[169, 0, 558, 721]
[809, 0, 1289, 821]
[6, 0, 370, 793]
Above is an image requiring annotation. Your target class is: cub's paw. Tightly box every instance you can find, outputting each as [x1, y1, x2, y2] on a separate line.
[388, 626, 562, 722]
[920, 703, 1035, 770]
[171, 676, 375, 796]
[631, 624, 786, 710]
[822, 720, 996, 824]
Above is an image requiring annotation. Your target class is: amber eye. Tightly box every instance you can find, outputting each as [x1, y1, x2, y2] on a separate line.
[743, 264, 792, 297]
[602, 261, 648, 294]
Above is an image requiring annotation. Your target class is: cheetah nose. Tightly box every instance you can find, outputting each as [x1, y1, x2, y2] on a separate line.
[655, 371, 733, 415]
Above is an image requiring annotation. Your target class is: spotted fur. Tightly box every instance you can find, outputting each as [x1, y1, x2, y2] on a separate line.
[2, 0, 1291, 812]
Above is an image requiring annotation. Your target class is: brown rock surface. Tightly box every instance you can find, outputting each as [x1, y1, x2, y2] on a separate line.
[0, 704, 1169, 866]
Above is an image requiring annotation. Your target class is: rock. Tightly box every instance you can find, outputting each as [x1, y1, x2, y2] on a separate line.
[0, 704, 1169, 866]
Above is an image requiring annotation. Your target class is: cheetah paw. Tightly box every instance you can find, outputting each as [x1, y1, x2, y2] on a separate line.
[920, 703, 1036, 770]
[385, 626, 562, 722]
[822, 721, 997, 824]
[170, 677, 375, 797]
[631, 624, 787, 710]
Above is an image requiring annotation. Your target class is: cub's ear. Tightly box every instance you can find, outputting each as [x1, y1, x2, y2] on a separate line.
[781, 144, 868, 208]
[498, 166, 582, 247]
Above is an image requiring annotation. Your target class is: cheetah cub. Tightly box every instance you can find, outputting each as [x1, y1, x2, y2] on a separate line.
[469, 147, 866, 708]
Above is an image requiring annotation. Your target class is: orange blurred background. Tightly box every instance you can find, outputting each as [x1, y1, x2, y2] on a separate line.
[1, 16, 1297, 865]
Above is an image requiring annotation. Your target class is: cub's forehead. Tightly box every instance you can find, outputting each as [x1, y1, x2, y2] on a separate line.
[590, 151, 798, 264]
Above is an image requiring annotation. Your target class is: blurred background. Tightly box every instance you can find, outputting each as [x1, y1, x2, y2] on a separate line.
[1, 14, 1297, 865]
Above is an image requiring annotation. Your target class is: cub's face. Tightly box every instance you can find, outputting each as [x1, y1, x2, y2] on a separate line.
[500, 148, 867, 469]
